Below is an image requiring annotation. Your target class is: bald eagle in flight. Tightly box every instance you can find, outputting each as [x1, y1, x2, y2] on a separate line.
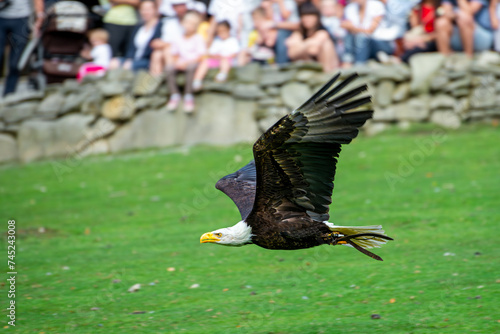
[200, 73, 393, 261]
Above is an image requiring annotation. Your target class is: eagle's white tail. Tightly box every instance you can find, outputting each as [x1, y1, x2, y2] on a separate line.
[324, 223, 391, 249]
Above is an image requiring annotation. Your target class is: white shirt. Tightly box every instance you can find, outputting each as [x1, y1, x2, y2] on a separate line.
[209, 36, 240, 57]
[344, 0, 397, 41]
[161, 17, 184, 43]
[91, 44, 112, 68]
[170, 33, 206, 62]
[208, 0, 244, 36]
[344, 0, 385, 30]
[0, 0, 32, 18]
[272, 0, 299, 23]
[321, 16, 347, 40]
[134, 25, 156, 60]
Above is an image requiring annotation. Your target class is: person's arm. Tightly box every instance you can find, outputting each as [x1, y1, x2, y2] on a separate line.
[456, 0, 483, 15]
[273, 0, 292, 21]
[33, 0, 44, 36]
[341, 19, 361, 33]
[364, 15, 383, 34]
[409, 8, 420, 28]
[441, 3, 456, 20]
[490, 0, 499, 29]
[275, 21, 300, 30]
[467, 1, 486, 15]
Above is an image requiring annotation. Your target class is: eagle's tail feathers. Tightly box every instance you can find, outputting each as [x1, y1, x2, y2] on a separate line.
[330, 225, 392, 248]
[327, 225, 393, 261]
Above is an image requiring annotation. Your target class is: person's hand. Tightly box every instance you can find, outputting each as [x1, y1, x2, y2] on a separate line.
[492, 15, 499, 30]
[33, 13, 44, 37]
[150, 39, 165, 50]
[261, 20, 276, 31]
[404, 34, 427, 49]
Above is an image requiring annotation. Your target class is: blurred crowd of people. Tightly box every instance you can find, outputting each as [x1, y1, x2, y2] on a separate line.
[2, 0, 500, 111]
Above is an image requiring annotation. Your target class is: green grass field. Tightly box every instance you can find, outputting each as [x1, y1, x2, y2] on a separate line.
[1, 124, 499, 333]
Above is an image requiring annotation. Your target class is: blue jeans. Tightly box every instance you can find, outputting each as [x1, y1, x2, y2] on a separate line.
[0, 17, 30, 96]
[118, 57, 150, 71]
[275, 29, 293, 65]
[343, 33, 394, 65]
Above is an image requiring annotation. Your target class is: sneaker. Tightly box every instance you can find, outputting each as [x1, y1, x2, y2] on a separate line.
[193, 79, 203, 92]
[183, 95, 195, 113]
[215, 72, 228, 83]
[376, 51, 390, 64]
[167, 94, 181, 111]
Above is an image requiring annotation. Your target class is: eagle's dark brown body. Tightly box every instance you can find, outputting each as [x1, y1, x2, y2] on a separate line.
[250, 214, 332, 250]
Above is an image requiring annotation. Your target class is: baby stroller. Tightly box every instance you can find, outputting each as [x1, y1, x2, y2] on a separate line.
[18, 0, 91, 90]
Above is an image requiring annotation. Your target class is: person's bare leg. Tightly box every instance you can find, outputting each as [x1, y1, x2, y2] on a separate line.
[219, 57, 232, 75]
[193, 58, 209, 82]
[305, 31, 338, 71]
[237, 50, 251, 66]
[286, 35, 309, 60]
[456, 11, 475, 57]
[435, 16, 454, 55]
[149, 50, 164, 76]
[317, 38, 339, 72]
[162, 45, 171, 70]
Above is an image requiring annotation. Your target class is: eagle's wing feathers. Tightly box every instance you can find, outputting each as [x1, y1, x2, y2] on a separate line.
[248, 73, 373, 225]
[215, 160, 257, 220]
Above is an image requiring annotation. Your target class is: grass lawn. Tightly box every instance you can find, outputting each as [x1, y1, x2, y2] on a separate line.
[1, 124, 499, 333]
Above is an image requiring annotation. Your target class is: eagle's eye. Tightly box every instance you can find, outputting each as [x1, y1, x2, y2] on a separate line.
[215, 233, 222, 238]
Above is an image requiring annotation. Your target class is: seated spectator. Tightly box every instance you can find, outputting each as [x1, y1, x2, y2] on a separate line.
[260, 0, 300, 65]
[341, 0, 395, 66]
[207, 0, 244, 44]
[285, 2, 339, 72]
[320, 0, 347, 58]
[435, 0, 494, 57]
[380, 0, 421, 57]
[149, 0, 189, 76]
[78, 29, 112, 81]
[493, 0, 500, 51]
[239, 6, 278, 65]
[102, 0, 140, 57]
[193, 21, 240, 87]
[109, 0, 162, 71]
[165, 11, 206, 113]
[401, 0, 438, 63]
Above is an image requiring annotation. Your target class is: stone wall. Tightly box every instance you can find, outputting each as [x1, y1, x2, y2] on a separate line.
[1, 52, 500, 164]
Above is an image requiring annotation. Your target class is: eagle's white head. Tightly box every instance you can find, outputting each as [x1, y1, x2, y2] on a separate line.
[200, 221, 253, 246]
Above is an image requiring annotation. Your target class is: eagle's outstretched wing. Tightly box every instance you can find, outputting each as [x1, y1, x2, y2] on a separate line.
[215, 160, 257, 220]
[247, 73, 373, 225]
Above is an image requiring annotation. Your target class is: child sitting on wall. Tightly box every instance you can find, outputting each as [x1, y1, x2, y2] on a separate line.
[166, 10, 206, 113]
[78, 29, 112, 81]
[192, 20, 240, 90]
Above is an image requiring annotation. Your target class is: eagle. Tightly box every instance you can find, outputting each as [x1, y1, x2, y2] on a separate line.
[200, 73, 393, 261]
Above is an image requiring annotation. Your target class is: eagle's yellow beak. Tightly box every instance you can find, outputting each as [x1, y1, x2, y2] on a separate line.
[200, 232, 220, 244]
